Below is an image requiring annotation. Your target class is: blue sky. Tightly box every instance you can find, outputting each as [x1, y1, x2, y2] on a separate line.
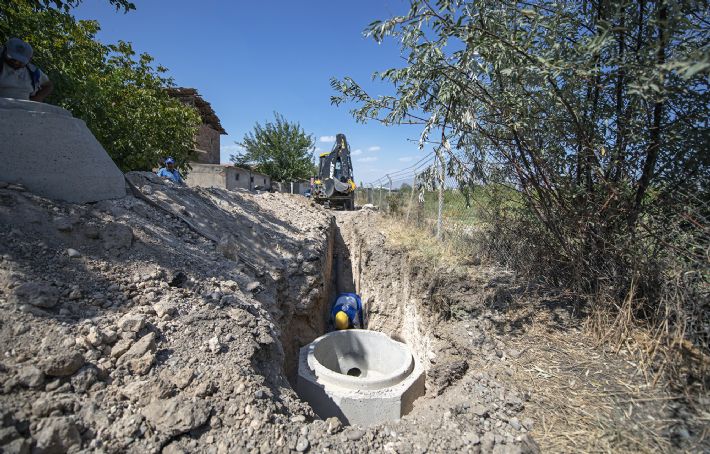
[73, 0, 435, 185]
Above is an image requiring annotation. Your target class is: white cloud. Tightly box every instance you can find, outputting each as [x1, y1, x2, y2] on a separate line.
[319, 136, 336, 143]
[357, 156, 378, 163]
[368, 146, 381, 152]
[352, 149, 363, 155]
[398, 156, 413, 162]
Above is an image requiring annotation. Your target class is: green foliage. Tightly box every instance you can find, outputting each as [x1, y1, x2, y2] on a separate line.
[1, 1, 201, 172]
[335, 1, 709, 368]
[231, 113, 316, 181]
[31, 0, 135, 13]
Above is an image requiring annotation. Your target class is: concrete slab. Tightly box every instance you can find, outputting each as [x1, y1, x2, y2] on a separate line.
[0, 98, 126, 203]
[297, 330, 425, 427]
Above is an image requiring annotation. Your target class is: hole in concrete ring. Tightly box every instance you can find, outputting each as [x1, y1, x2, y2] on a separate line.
[297, 330, 425, 426]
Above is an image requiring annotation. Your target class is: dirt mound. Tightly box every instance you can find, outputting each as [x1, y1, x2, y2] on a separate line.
[0, 175, 335, 452]
[4, 175, 697, 453]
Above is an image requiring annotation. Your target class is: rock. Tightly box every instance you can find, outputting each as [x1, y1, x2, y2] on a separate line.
[508, 348, 522, 359]
[295, 436, 309, 452]
[509, 416, 522, 431]
[325, 416, 342, 434]
[217, 234, 239, 261]
[86, 327, 103, 347]
[17, 366, 44, 388]
[70, 366, 98, 393]
[169, 367, 194, 389]
[0, 426, 20, 444]
[66, 248, 81, 258]
[481, 432, 495, 452]
[153, 300, 177, 319]
[2, 437, 30, 454]
[472, 405, 488, 417]
[346, 429, 365, 441]
[208, 336, 222, 354]
[32, 417, 81, 454]
[100, 223, 133, 251]
[141, 397, 211, 437]
[10, 282, 59, 309]
[41, 351, 85, 377]
[110, 339, 132, 359]
[117, 332, 156, 375]
[117, 314, 146, 333]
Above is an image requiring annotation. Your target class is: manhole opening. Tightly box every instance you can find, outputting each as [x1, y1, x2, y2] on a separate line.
[346, 367, 361, 377]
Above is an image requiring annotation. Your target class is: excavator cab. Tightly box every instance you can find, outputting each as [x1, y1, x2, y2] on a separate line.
[312, 133, 356, 210]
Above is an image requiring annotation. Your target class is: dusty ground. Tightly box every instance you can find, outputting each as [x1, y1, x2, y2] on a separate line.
[0, 177, 705, 453]
[341, 210, 709, 453]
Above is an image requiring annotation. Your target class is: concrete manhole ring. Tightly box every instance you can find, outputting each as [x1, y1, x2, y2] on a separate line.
[297, 329, 425, 426]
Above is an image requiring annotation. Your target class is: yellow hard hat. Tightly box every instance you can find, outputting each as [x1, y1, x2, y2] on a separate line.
[334, 311, 349, 330]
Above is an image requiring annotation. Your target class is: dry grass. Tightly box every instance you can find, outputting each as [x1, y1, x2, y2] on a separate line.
[375, 214, 710, 453]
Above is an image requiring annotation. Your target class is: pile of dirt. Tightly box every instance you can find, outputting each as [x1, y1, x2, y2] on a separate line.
[0, 174, 334, 453]
[3, 173, 700, 453]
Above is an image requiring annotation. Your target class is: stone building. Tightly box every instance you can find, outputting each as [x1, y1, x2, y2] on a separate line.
[167, 87, 226, 164]
[186, 164, 271, 191]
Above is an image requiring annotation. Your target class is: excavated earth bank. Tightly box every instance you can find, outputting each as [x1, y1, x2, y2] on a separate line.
[0, 175, 538, 453]
[2, 174, 705, 453]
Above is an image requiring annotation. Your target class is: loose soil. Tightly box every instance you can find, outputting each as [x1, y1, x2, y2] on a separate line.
[0, 176, 706, 453]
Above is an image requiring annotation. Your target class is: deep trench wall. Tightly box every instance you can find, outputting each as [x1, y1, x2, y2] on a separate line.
[336, 214, 435, 371]
[279, 216, 336, 381]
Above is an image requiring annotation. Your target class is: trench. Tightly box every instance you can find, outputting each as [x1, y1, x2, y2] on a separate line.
[278, 212, 434, 423]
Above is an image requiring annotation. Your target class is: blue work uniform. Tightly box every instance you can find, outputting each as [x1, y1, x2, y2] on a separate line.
[157, 167, 184, 184]
[330, 293, 364, 329]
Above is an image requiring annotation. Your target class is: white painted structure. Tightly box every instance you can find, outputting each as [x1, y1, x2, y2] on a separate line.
[297, 330, 424, 426]
[0, 98, 126, 203]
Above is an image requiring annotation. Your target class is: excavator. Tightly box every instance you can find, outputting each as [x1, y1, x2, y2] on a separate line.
[311, 133, 356, 210]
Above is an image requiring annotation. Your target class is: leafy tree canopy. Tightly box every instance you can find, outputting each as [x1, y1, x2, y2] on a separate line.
[31, 0, 135, 13]
[1, 0, 201, 172]
[231, 113, 316, 182]
[331, 0, 709, 349]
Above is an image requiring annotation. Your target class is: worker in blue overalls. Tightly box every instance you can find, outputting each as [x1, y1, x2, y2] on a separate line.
[331, 293, 364, 330]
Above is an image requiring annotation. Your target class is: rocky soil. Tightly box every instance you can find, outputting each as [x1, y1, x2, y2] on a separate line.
[2, 174, 700, 453]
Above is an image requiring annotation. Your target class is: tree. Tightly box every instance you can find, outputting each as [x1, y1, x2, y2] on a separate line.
[31, 0, 135, 13]
[1, 1, 201, 172]
[231, 113, 316, 181]
[332, 1, 709, 364]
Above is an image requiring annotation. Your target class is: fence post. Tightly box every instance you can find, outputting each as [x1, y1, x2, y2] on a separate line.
[437, 151, 444, 240]
[378, 180, 383, 209]
[406, 173, 417, 222]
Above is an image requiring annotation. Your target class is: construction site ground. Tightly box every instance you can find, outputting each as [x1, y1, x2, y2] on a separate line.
[0, 175, 706, 453]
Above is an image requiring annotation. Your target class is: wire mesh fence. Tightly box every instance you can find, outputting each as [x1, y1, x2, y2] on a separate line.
[356, 152, 490, 245]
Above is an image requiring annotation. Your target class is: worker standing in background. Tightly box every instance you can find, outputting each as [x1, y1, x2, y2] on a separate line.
[156, 157, 184, 184]
[0, 38, 53, 102]
[331, 293, 364, 330]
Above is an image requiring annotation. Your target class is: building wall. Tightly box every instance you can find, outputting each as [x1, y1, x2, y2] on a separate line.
[225, 167, 251, 191]
[193, 125, 221, 164]
[184, 163, 226, 189]
[186, 163, 272, 192]
[250, 172, 271, 190]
